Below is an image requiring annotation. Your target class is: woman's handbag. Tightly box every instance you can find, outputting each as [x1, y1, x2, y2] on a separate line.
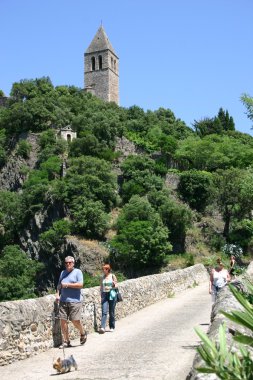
[116, 290, 123, 302]
[112, 274, 123, 302]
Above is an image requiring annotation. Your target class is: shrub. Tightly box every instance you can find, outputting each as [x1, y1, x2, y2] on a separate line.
[39, 219, 71, 253]
[16, 140, 32, 159]
[229, 219, 253, 253]
[222, 243, 243, 259]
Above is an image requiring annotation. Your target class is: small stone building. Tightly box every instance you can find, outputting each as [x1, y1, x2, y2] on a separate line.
[84, 26, 119, 105]
[58, 125, 77, 142]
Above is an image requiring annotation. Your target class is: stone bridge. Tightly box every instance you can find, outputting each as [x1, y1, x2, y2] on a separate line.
[0, 263, 251, 379]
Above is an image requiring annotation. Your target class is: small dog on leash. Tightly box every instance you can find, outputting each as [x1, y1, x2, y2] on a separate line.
[53, 354, 78, 374]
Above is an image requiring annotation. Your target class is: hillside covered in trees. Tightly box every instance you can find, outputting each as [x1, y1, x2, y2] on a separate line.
[0, 77, 253, 301]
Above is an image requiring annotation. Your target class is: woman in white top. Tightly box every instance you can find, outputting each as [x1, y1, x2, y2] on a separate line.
[99, 264, 118, 334]
[209, 258, 230, 301]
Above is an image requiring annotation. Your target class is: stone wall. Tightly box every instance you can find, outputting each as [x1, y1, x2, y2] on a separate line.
[187, 263, 253, 380]
[0, 264, 208, 366]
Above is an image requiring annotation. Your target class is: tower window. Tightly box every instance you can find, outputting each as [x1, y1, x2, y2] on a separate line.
[91, 56, 95, 71]
[98, 55, 103, 70]
[111, 57, 113, 68]
[114, 60, 116, 71]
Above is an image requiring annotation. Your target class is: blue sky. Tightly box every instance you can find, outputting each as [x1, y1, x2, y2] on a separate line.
[1, 0, 253, 135]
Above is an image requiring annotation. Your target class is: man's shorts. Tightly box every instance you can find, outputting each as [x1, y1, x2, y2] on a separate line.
[59, 301, 82, 321]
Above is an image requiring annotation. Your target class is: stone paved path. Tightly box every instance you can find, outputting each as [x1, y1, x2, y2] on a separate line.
[1, 282, 211, 380]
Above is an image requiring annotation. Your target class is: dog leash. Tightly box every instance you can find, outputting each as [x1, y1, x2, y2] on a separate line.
[59, 305, 66, 359]
[54, 300, 66, 359]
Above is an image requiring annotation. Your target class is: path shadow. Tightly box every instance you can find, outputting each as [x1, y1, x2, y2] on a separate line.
[93, 302, 98, 332]
[181, 344, 199, 350]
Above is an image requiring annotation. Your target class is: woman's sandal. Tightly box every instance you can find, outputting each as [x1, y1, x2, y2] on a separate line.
[80, 332, 87, 345]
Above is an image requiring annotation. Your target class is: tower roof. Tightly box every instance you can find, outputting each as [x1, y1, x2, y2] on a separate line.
[85, 26, 117, 56]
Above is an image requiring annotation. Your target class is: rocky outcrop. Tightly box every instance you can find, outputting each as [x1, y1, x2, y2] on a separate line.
[165, 172, 180, 190]
[0, 133, 40, 191]
[114, 136, 145, 162]
[19, 199, 67, 259]
[63, 236, 109, 275]
[0, 264, 208, 366]
[19, 204, 110, 290]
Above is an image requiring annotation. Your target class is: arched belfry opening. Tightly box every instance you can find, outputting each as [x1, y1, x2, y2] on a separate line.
[98, 55, 102, 70]
[84, 26, 119, 104]
[91, 56, 95, 71]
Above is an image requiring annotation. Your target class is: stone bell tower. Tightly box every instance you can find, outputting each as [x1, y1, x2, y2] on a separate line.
[84, 26, 119, 105]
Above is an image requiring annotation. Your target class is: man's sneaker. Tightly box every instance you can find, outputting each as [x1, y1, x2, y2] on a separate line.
[99, 327, 105, 334]
[59, 341, 72, 349]
[110, 328, 114, 332]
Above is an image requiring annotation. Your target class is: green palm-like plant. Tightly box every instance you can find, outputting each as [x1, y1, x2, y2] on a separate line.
[195, 324, 253, 379]
[221, 282, 253, 347]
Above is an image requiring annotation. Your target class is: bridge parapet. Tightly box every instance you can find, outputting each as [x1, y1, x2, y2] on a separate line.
[0, 264, 208, 366]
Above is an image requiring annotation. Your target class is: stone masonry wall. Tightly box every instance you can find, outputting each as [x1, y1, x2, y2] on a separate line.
[0, 264, 208, 366]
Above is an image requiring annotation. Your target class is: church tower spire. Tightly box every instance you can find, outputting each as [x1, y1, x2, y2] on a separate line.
[84, 26, 119, 105]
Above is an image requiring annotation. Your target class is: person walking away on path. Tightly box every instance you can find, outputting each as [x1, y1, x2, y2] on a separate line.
[209, 258, 230, 302]
[229, 255, 236, 277]
[56, 256, 87, 348]
[99, 264, 118, 334]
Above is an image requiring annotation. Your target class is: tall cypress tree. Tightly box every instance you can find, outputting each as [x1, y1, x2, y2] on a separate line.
[217, 107, 235, 131]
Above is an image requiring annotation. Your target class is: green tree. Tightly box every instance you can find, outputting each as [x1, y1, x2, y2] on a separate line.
[39, 129, 58, 149]
[39, 156, 62, 180]
[71, 199, 109, 239]
[0, 129, 6, 168]
[241, 93, 253, 122]
[217, 107, 235, 131]
[111, 220, 171, 270]
[116, 195, 158, 229]
[111, 195, 172, 270]
[39, 219, 71, 253]
[229, 219, 253, 252]
[0, 245, 44, 301]
[159, 134, 178, 167]
[10, 77, 54, 101]
[193, 109, 235, 137]
[0, 191, 22, 248]
[177, 171, 214, 212]
[193, 117, 223, 137]
[64, 156, 118, 211]
[148, 189, 192, 252]
[21, 170, 50, 218]
[214, 168, 253, 238]
[120, 155, 164, 202]
[175, 135, 253, 171]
